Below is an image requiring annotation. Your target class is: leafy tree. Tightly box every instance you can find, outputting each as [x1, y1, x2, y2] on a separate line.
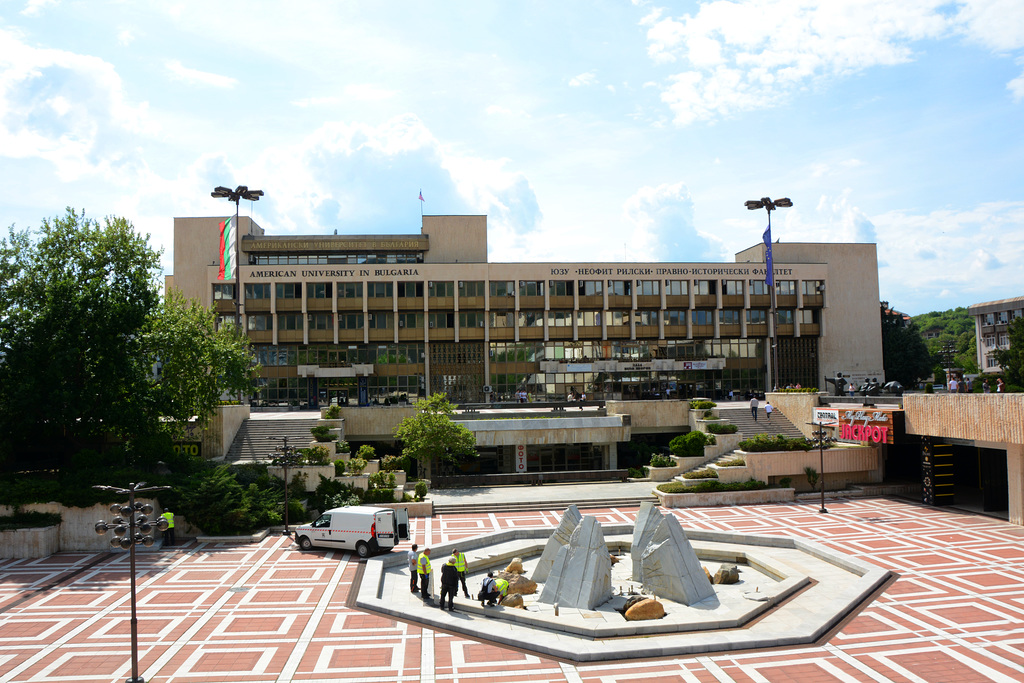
[880, 302, 933, 388]
[393, 393, 477, 481]
[995, 317, 1024, 388]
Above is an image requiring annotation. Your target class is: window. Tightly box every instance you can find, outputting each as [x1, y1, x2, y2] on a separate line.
[987, 356, 999, 368]
[368, 312, 393, 329]
[607, 280, 631, 296]
[546, 310, 572, 327]
[458, 280, 485, 297]
[577, 311, 601, 326]
[428, 312, 454, 329]
[665, 310, 687, 326]
[309, 313, 333, 330]
[747, 310, 767, 324]
[490, 280, 515, 297]
[694, 280, 716, 295]
[307, 283, 332, 299]
[245, 283, 270, 299]
[801, 280, 824, 296]
[247, 315, 271, 331]
[339, 313, 364, 329]
[719, 310, 741, 325]
[985, 313, 995, 325]
[722, 280, 743, 296]
[398, 312, 423, 329]
[367, 282, 393, 298]
[215, 315, 236, 329]
[519, 280, 545, 297]
[999, 311, 1009, 324]
[276, 283, 302, 299]
[213, 284, 235, 300]
[999, 333, 1010, 347]
[578, 280, 603, 296]
[549, 280, 572, 296]
[489, 311, 514, 327]
[776, 280, 796, 296]
[749, 280, 768, 296]
[397, 281, 423, 298]
[459, 312, 486, 328]
[636, 280, 660, 296]
[428, 281, 454, 297]
[338, 282, 363, 299]
[517, 310, 542, 327]
[777, 309, 794, 325]
[278, 314, 303, 331]
[635, 310, 659, 326]
[604, 311, 629, 326]
[691, 310, 713, 325]
[665, 280, 687, 296]
[799, 309, 819, 324]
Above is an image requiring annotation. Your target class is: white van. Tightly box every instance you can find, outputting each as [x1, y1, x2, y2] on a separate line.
[294, 506, 410, 557]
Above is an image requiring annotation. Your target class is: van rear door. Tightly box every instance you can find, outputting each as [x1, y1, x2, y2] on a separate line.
[374, 510, 397, 550]
[396, 508, 410, 541]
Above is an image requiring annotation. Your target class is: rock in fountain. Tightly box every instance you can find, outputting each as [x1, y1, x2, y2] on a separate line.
[537, 515, 613, 609]
[532, 504, 582, 583]
[639, 514, 715, 605]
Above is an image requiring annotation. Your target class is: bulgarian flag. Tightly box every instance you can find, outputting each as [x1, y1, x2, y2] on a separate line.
[218, 216, 235, 280]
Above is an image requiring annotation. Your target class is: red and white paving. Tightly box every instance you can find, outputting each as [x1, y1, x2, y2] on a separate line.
[2, 496, 1024, 682]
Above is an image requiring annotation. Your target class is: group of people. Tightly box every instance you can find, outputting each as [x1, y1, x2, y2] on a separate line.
[949, 376, 1005, 393]
[749, 396, 773, 422]
[408, 544, 509, 611]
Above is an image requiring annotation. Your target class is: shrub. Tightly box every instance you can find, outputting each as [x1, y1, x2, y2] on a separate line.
[414, 481, 428, 501]
[738, 434, 813, 452]
[924, 383, 934, 393]
[304, 445, 333, 465]
[362, 488, 396, 504]
[179, 466, 256, 535]
[718, 457, 746, 467]
[779, 477, 793, 489]
[627, 466, 649, 478]
[703, 410, 716, 419]
[309, 425, 337, 442]
[369, 471, 396, 490]
[657, 479, 767, 494]
[328, 491, 363, 508]
[0, 511, 62, 530]
[689, 400, 717, 410]
[669, 431, 716, 458]
[324, 404, 342, 419]
[345, 457, 367, 475]
[706, 423, 738, 434]
[333, 459, 347, 477]
[649, 454, 675, 468]
[683, 467, 718, 479]
[336, 440, 350, 454]
[804, 466, 819, 487]
[380, 455, 407, 472]
[309, 475, 358, 513]
[356, 444, 377, 461]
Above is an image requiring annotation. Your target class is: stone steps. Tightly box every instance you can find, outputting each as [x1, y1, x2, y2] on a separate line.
[225, 418, 322, 461]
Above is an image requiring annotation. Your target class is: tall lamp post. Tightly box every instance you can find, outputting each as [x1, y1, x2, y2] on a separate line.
[269, 436, 301, 536]
[93, 482, 171, 683]
[745, 196, 792, 392]
[211, 185, 264, 331]
[806, 422, 830, 514]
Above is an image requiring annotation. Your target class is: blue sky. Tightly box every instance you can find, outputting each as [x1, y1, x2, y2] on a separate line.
[1, 0, 1022, 316]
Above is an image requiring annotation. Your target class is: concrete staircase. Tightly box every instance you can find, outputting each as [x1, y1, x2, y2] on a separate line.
[225, 418, 321, 461]
[433, 494, 657, 515]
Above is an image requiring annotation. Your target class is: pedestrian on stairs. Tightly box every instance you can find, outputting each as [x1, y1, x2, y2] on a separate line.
[750, 396, 759, 422]
[764, 401, 773, 422]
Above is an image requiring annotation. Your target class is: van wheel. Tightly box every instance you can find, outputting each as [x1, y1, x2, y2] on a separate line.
[355, 541, 369, 558]
[298, 536, 313, 551]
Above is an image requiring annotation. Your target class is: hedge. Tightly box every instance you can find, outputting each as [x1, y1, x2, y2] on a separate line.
[657, 479, 767, 494]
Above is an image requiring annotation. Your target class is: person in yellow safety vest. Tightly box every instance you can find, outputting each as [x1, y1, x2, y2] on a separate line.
[161, 509, 175, 547]
[416, 548, 433, 603]
[479, 571, 508, 606]
[451, 548, 471, 598]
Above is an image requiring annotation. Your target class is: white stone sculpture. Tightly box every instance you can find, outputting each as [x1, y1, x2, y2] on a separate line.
[639, 514, 715, 605]
[532, 504, 582, 583]
[630, 501, 664, 581]
[537, 515, 613, 609]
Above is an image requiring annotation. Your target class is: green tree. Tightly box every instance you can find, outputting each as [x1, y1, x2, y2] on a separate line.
[880, 302, 933, 388]
[144, 289, 257, 437]
[995, 317, 1024, 388]
[393, 393, 477, 481]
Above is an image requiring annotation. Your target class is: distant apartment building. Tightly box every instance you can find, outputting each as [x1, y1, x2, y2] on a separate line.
[969, 296, 1024, 373]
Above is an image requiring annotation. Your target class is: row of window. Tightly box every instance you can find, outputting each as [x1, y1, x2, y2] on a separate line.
[982, 310, 1023, 325]
[238, 309, 819, 332]
[982, 334, 1010, 348]
[251, 252, 423, 265]
[214, 279, 825, 301]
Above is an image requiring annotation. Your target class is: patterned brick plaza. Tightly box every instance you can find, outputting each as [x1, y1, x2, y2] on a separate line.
[2, 496, 1024, 682]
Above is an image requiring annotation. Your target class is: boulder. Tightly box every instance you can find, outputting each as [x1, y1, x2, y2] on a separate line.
[496, 571, 537, 595]
[505, 557, 525, 574]
[625, 598, 665, 621]
[704, 566, 712, 583]
[714, 564, 740, 585]
[499, 593, 524, 609]
[623, 595, 647, 611]
[533, 505, 582, 583]
[609, 553, 620, 565]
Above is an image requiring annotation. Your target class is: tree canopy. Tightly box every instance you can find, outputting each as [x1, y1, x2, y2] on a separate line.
[995, 318, 1024, 388]
[393, 393, 477, 481]
[881, 302, 933, 387]
[0, 209, 256, 466]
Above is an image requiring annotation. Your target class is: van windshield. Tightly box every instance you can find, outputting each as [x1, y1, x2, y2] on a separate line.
[312, 515, 331, 528]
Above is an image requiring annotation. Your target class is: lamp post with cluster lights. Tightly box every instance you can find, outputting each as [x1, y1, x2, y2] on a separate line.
[211, 185, 264, 331]
[805, 422, 833, 514]
[93, 482, 171, 683]
[745, 197, 792, 392]
[268, 436, 302, 536]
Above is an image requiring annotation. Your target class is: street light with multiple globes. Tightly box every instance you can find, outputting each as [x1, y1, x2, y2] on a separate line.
[745, 196, 792, 391]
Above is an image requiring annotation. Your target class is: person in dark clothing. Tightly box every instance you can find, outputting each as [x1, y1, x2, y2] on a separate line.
[439, 556, 459, 611]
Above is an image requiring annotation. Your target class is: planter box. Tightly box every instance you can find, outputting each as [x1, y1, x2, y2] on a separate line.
[648, 465, 682, 482]
[654, 487, 795, 508]
[269, 465, 336, 492]
[711, 465, 751, 484]
[0, 524, 60, 559]
[376, 501, 433, 517]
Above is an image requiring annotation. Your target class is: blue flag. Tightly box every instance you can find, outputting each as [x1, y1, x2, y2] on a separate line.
[762, 225, 773, 286]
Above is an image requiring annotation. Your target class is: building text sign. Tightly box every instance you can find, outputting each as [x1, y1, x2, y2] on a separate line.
[839, 409, 895, 445]
[515, 445, 528, 473]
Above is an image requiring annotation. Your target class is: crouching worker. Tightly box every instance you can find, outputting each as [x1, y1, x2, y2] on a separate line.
[478, 571, 508, 606]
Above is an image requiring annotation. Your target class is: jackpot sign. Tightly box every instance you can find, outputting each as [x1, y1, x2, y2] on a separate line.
[839, 409, 894, 445]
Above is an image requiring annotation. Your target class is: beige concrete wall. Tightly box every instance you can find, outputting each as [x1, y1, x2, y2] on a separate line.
[0, 525, 60, 559]
[605, 400, 688, 431]
[904, 394, 1024, 444]
[339, 406, 417, 439]
[465, 418, 630, 446]
[1, 500, 172, 552]
[1009, 444, 1023, 526]
[421, 215, 487, 264]
[172, 216, 264, 304]
[736, 242, 885, 385]
[767, 391, 823, 437]
[741, 446, 883, 490]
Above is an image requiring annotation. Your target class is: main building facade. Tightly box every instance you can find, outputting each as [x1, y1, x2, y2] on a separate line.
[169, 215, 884, 407]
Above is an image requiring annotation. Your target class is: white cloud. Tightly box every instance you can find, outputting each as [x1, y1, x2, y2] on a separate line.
[569, 71, 598, 87]
[21, 0, 57, 17]
[343, 83, 396, 101]
[117, 28, 135, 47]
[955, 0, 1024, 51]
[1009, 60, 1024, 101]
[165, 60, 238, 88]
[621, 181, 710, 260]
